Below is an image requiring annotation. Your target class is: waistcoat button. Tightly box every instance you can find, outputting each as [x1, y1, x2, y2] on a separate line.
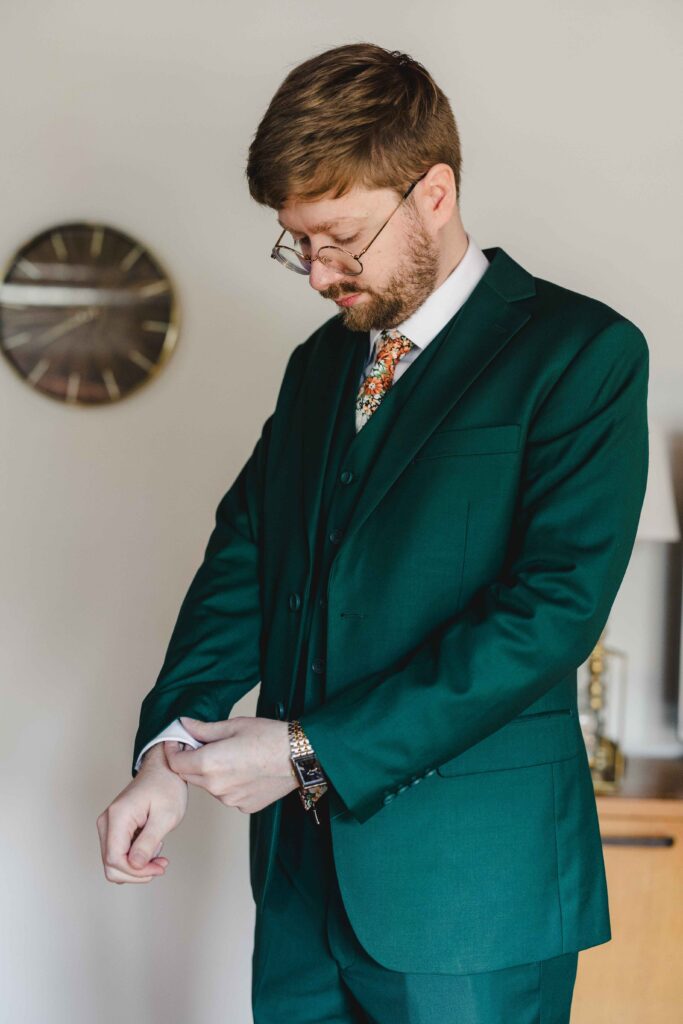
[329, 528, 343, 545]
[311, 658, 325, 674]
[318, 596, 326, 609]
[339, 470, 354, 484]
[288, 592, 301, 611]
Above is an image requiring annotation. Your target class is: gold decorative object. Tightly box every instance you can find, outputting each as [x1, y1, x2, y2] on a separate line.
[579, 626, 629, 794]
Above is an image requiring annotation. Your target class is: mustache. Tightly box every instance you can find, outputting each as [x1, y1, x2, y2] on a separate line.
[323, 287, 368, 300]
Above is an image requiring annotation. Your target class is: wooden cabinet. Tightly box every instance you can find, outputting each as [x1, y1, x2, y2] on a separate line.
[572, 757, 683, 1022]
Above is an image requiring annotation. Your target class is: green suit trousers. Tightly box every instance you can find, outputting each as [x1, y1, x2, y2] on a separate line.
[251, 789, 579, 1023]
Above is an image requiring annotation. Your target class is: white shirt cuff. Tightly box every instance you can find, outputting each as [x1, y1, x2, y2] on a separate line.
[134, 718, 204, 772]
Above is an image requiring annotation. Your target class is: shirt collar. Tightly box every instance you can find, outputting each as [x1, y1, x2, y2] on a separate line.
[368, 232, 490, 358]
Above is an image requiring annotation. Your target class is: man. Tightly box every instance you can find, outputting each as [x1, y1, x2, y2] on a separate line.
[97, 42, 649, 1023]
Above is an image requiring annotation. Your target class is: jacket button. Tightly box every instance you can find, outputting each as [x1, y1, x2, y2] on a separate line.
[339, 470, 354, 484]
[311, 658, 325, 674]
[329, 528, 343, 545]
[288, 592, 301, 611]
[382, 793, 395, 804]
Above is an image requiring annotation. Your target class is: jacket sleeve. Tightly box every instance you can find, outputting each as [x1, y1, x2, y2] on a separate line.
[131, 341, 307, 777]
[298, 317, 650, 824]
[131, 415, 271, 776]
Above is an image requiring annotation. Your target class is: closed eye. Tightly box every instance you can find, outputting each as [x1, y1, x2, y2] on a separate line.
[294, 234, 358, 248]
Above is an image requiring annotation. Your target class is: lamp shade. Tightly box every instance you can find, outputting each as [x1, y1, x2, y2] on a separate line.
[636, 418, 680, 542]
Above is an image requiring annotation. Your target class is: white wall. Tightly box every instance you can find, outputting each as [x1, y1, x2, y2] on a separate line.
[0, 2, 681, 1021]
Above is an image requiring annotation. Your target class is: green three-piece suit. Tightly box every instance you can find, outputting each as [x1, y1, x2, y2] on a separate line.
[132, 245, 649, 1021]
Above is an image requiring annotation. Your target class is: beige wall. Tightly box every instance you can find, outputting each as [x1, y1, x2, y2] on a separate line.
[0, 2, 681, 1020]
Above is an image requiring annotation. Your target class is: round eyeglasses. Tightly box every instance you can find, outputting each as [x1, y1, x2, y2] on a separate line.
[270, 172, 428, 277]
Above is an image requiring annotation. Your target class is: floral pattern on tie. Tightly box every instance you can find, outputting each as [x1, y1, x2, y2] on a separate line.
[355, 328, 415, 432]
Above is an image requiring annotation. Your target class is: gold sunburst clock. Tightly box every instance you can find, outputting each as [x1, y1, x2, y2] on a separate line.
[0, 221, 179, 405]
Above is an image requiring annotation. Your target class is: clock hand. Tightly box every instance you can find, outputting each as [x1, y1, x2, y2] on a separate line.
[35, 307, 101, 347]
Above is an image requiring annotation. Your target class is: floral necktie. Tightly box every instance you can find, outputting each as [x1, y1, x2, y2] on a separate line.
[355, 328, 415, 433]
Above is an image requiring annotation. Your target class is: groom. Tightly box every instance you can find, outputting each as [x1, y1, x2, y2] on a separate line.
[98, 42, 649, 1024]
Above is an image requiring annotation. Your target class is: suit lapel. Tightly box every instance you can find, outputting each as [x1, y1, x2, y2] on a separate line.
[300, 320, 365, 568]
[301, 245, 536, 563]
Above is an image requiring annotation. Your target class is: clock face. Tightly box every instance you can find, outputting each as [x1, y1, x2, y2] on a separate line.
[0, 221, 179, 405]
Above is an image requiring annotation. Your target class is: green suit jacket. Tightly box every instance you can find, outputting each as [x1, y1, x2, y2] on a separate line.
[132, 245, 649, 974]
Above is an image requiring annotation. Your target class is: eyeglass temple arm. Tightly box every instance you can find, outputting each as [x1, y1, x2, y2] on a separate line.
[272, 170, 428, 258]
[355, 171, 427, 258]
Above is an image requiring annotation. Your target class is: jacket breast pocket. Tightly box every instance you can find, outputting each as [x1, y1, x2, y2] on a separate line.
[436, 708, 581, 777]
[413, 423, 521, 462]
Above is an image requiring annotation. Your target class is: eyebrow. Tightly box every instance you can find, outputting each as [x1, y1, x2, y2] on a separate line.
[277, 216, 360, 235]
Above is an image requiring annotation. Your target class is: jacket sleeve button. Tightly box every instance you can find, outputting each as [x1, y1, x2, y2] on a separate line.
[382, 793, 395, 804]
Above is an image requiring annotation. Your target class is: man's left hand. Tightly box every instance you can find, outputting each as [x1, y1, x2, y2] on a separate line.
[165, 715, 299, 814]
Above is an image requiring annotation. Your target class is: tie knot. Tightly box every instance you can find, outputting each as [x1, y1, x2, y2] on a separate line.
[375, 328, 415, 364]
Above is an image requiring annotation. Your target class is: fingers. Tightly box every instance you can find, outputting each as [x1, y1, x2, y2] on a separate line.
[164, 742, 244, 804]
[165, 744, 205, 776]
[128, 821, 168, 870]
[166, 742, 227, 790]
[102, 863, 166, 884]
[176, 717, 238, 744]
[97, 805, 168, 884]
[170, 771, 207, 788]
[171, 771, 231, 799]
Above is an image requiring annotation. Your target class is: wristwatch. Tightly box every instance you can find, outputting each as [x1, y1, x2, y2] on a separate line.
[288, 719, 328, 824]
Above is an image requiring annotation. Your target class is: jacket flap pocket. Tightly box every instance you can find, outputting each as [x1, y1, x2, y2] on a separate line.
[436, 709, 580, 777]
[414, 424, 521, 460]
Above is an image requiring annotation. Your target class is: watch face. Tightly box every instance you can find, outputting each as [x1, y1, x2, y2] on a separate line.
[0, 221, 179, 405]
[294, 755, 325, 787]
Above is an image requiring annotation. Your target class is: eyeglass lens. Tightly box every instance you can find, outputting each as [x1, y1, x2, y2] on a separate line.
[273, 231, 363, 276]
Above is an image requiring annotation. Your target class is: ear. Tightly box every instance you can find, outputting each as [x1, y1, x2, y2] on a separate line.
[420, 163, 458, 223]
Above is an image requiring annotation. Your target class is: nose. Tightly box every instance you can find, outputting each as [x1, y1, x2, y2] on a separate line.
[308, 259, 348, 293]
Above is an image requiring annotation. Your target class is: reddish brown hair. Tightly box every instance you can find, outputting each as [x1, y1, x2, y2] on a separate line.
[246, 42, 462, 209]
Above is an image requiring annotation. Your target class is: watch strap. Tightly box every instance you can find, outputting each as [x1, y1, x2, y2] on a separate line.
[288, 719, 328, 814]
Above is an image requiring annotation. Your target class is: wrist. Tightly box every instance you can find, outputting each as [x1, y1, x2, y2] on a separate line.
[138, 741, 186, 781]
[288, 719, 328, 806]
[138, 743, 165, 768]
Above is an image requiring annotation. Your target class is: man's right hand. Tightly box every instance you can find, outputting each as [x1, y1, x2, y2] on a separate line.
[97, 741, 189, 884]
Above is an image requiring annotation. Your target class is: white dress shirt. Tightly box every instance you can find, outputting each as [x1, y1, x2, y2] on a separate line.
[134, 232, 490, 773]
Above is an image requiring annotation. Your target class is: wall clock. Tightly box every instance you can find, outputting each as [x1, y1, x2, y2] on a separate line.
[0, 221, 179, 405]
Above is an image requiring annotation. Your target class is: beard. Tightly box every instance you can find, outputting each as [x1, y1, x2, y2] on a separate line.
[322, 210, 441, 334]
